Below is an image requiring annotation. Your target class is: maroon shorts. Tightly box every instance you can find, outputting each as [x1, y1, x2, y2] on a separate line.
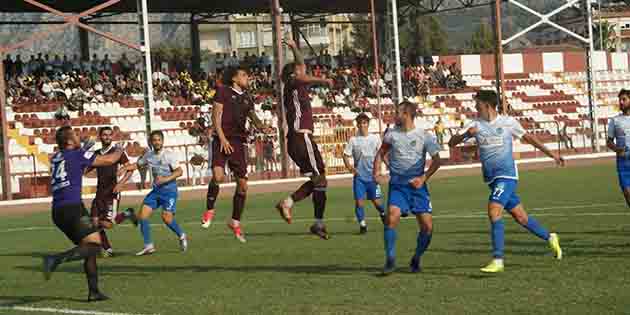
[287, 132, 326, 176]
[90, 194, 116, 222]
[212, 137, 248, 178]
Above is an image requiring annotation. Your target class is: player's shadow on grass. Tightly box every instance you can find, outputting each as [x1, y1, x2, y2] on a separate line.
[0, 251, 51, 258]
[0, 295, 84, 306]
[246, 230, 361, 238]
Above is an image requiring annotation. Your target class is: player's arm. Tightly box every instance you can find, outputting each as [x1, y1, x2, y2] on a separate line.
[212, 100, 233, 154]
[522, 133, 565, 166]
[92, 149, 122, 167]
[448, 127, 477, 147]
[247, 110, 273, 133]
[285, 39, 333, 87]
[410, 137, 442, 189]
[155, 153, 183, 185]
[342, 140, 356, 175]
[373, 142, 391, 182]
[606, 119, 624, 155]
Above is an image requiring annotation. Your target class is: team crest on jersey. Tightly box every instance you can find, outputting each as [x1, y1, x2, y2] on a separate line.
[410, 140, 417, 147]
[496, 127, 504, 134]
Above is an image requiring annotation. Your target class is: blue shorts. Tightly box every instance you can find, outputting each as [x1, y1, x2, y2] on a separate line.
[488, 178, 521, 211]
[143, 189, 178, 212]
[387, 183, 432, 215]
[353, 177, 382, 201]
[617, 161, 630, 190]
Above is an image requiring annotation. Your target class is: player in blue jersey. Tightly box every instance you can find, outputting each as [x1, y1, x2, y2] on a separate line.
[43, 126, 124, 301]
[449, 90, 564, 273]
[373, 101, 442, 275]
[342, 113, 386, 234]
[607, 89, 630, 207]
[116, 130, 187, 256]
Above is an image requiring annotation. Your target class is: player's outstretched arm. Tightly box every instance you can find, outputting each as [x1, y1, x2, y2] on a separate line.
[342, 154, 355, 175]
[212, 101, 233, 154]
[92, 149, 122, 167]
[373, 143, 391, 182]
[155, 167, 183, 186]
[284, 39, 333, 88]
[448, 127, 476, 148]
[247, 110, 273, 134]
[607, 137, 624, 155]
[522, 133, 565, 166]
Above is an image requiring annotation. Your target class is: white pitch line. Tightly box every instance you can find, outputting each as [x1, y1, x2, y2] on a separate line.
[0, 305, 157, 315]
[0, 202, 626, 234]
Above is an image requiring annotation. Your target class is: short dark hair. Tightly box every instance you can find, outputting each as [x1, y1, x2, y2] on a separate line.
[223, 66, 248, 86]
[98, 126, 113, 135]
[474, 90, 498, 109]
[150, 130, 164, 140]
[398, 101, 418, 119]
[619, 89, 630, 98]
[55, 126, 73, 149]
[355, 113, 370, 123]
[281, 62, 296, 84]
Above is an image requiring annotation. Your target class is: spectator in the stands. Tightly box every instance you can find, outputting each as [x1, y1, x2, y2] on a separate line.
[43, 54, 54, 77]
[228, 51, 239, 67]
[434, 117, 446, 146]
[102, 54, 113, 76]
[52, 55, 63, 76]
[119, 53, 132, 76]
[62, 55, 73, 73]
[3, 54, 12, 79]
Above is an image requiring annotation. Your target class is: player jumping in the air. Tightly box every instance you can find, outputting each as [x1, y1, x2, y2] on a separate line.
[342, 113, 386, 234]
[607, 89, 630, 208]
[374, 101, 441, 275]
[201, 66, 272, 242]
[87, 127, 136, 257]
[274, 38, 335, 239]
[449, 90, 564, 273]
[43, 126, 124, 301]
[116, 130, 187, 256]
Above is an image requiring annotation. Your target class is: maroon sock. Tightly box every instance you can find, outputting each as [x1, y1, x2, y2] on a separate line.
[312, 189, 327, 220]
[232, 192, 247, 221]
[206, 180, 220, 210]
[291, 181, 314, 202]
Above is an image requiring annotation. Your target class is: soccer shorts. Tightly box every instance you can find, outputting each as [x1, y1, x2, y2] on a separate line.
[52, 203, 99, 245]
[143, 189, 178, 213]
[488, 178, 521, 211]
[287, 132, 326, 176]
[617, 159, 630, 190]
[387, 183, 432, 215]
[353, 177, 382, 201]
[90, 194, 117, 223]
[212, 136, 248, 179]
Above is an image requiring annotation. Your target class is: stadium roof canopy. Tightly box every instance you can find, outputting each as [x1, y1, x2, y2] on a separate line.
[0, 0, 390, 14]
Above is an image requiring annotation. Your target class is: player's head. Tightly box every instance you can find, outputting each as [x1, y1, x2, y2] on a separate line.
[98, 126, 113, 147]
[282, 62, 306, 84]
[474, 90, 499, 120]
[395, 101, 418, 126]
[619, 89, 630, 114]
[55, 126, 80, 150]
[149, 130, 164, 152]
[224, 66, 249, 90]
[355, 113, 370, 135]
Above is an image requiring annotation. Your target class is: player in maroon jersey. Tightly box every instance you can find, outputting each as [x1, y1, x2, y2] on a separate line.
[87, 127, 135, 257]
[201, 66, 272, 242]
[275, 39, 334, 239]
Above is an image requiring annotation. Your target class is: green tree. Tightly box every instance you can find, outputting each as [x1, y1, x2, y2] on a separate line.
[466, 22, 495, 54]
[400, 11, 449, 61]
[349, 14, 371, 54]
[593, 21, 617, 52]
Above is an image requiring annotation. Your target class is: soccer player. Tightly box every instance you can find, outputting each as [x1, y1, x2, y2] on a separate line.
[607, 89, 630, 207]
[274, 38, 335, 239]
[117, 130, 187, 256]
[342, 113, 386, 234]
[448, 90, 564, 273]
[43, 126, 124, 301]
[201, 66, 272, 243]
[87, 127, 135, 257]
[373, 101, 442, 275]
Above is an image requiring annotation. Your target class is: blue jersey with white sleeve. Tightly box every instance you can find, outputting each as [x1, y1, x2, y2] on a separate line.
[383, 126, 441, 185]
[137, 149, 180, 193]
[458, 115, 526, 183]
[344, 133, 381, 181]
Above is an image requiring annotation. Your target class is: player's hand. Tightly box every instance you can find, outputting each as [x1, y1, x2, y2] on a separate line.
[155, 176, 169, 185]
[220, 139, 234, 155]
[409, 175, 426, 189]
[351, 168, 357, 176]
[282, 38, 297, 49]
[374, 173, 387, 185]
[467, 127, 479, 136]
[113, 184, 123, 194]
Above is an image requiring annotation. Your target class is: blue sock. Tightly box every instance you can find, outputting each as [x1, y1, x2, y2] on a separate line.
[491, 219, 505, 258]
[165, 218, 184, 238]
[415, 231, 433, 258]
[523, 215, 550, 241]
[139, 219, 152, 246]
[355, 206, 365, 223]
[384, 226, 397, 259]
[375, 204, 385, 216]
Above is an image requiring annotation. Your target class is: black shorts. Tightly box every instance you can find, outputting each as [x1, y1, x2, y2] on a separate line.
[287, 132, 326, 176]
[212, 136, 248, 179]
[90, 193, 118, 222]
[52, 203, 99, 245]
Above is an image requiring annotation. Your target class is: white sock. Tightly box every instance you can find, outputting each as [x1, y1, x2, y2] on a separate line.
[180, 233, 187, 240]
[284, 196, 294, 208]
[315, 219, 324, 226]
[232, 219, 241, 227]
[359, 220, 367, 227]
[493, 258, 504, 266]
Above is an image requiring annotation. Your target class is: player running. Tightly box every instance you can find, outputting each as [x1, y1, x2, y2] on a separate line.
[342, 113, 386, 234]
[43, 126, 124, 301]
[607, 89, 630, 208]
[117, 130, 187, 256]
[448, 90, 564, 273]
[274, 38, 335, 239]
[201, 66, 272, 242]
[374, 101, 442, 275]
[87, 127, 136, 257]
